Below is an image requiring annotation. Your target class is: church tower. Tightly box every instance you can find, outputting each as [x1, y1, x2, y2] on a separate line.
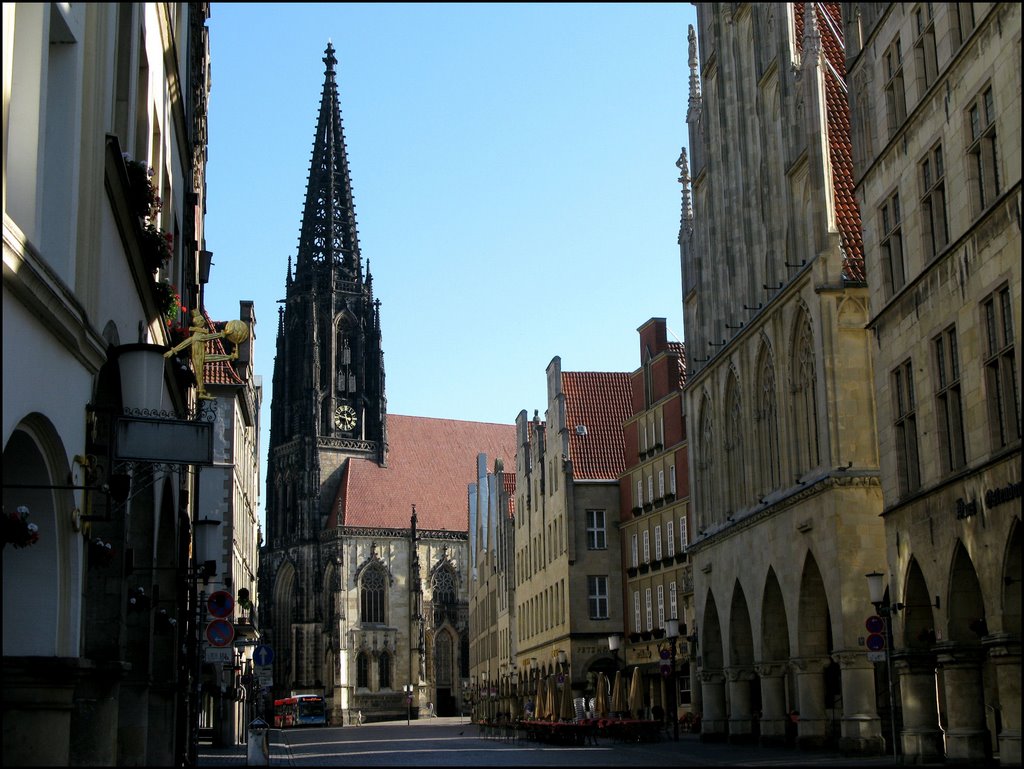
[267, 41, 386, 549]
[262, 42, 386, 696]
[260, 42, 515, 724]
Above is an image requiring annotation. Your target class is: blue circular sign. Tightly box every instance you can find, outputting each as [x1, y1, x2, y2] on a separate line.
[866, 632, 886, 652]
[865, 615, 884, 634]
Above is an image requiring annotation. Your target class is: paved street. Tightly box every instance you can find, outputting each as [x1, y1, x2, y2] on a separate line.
[199, 716, 911, 767]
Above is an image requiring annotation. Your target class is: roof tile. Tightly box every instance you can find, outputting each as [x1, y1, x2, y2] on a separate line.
[562, 371, 632, 480]
[328, 415, 516, 532]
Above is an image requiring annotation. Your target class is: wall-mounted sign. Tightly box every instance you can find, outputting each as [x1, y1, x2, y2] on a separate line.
[115, 416, 213, 465]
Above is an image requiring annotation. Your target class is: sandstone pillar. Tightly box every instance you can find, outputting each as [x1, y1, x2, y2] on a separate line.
[699, 670, 727, 742]
[893, 651, 943, 764]
[791, 656, 829, 750]
[833, 650, 885, 755]
[726, 667, 756, 743]
[756, 662, 789, 746]
[935, 642, 988, 763]
[984, 633, 1021, 766]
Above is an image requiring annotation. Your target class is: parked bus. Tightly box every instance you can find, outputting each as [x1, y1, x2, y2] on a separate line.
[273, 694, 326, 727]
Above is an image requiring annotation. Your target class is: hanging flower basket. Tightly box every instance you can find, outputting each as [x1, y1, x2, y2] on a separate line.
[122, 154, 161, 221]
[2, 505, 40, 549]
[152, 280, 183, 328]
[141, 223, 174, 273]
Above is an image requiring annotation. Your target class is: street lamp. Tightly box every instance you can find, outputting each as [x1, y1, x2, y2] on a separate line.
[608, 634, 622, 672]
[865, 571, 900, 763]
[665, 616, 680, 742]
[403, 683, 413, 726]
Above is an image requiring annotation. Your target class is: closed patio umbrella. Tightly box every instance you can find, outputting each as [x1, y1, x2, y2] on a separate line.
[535, 676, 546, 720]
[610, 670, 627, 715]
[594, 672, 609, 717]
[546, 675, 558, 721]
[628, 667, 644, 719]
[558, 675, 574, 721]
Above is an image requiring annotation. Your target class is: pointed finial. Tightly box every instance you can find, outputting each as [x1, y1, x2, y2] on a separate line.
[677, 146, 692, 225]
[688, 25, 701, 104]
[323, 41, 337, 74]
[286, 254, 293, 285]
[802, 3, 821, 68]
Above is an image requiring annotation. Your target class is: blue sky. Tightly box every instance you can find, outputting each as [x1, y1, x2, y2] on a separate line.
[203, 2, 696, 513]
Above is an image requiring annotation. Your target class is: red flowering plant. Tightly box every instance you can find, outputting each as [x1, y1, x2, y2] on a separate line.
[2, 505, 40, 550]
[152, 280, 183, 328]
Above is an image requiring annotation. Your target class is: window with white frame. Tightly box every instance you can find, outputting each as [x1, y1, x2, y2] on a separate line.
[631, 534, 639, 568]
[658, 470, 665, 498]
[654, 525, 662, 560]
[954, 2, 975, 47]
[934, 325, 967, 471]
[912, 3, 937, 95]
[657, 585, 665, 629]
[642, 530, 650, 563]
[967, 86, 1000, 216]
[893, 359, 922, 495]
[647, 475, 654, 503]
[645, 588, 653, 631]
[983, 285, 1020, 448]
[634, 591, 642, 632]
[636, 479, 643, 509]
[880, 191, 905, 297]
[920, 143, 948, 258]
[669, 581, 678, 622]
[586, 509, 607, 550]
[679, 516, 688, 549]
[666, 520, 675, 556]
[587, 576, 609, 619]
[884, 35, 907, 136]
[669, 465, 677, 495]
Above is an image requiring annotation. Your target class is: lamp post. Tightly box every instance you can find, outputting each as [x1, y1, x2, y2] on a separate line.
[608, 634, 622, 672]
[866, 571, 900, 764]
[666, 617, 680, 741]
[404, 683, 413, 726]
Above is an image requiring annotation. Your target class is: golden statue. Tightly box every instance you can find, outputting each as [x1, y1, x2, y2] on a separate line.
[164, 309, 250, 399]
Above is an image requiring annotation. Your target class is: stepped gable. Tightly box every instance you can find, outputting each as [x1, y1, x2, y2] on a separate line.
[328, 414, 515, 532]
[562, 371, 632, 481]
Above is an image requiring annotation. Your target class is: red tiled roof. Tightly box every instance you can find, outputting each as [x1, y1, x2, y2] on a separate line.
[327, 415, 516, 532]
[203, 316, 244, 386]
[796, 3, 865, 282]
[502, 471, 516, 518]
[562, 371, 631, 480]
[667, 342, 687, 389]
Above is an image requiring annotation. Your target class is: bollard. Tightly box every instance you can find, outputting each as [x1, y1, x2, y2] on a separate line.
[246, 718, 270, 766]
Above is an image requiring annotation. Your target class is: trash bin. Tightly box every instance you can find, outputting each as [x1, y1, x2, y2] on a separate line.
[247, 718, 269, 766]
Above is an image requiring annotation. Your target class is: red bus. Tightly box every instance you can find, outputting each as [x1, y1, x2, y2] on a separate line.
[273, 694, 326, 727]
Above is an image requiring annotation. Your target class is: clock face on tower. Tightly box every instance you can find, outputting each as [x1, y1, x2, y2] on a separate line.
[333, 404, 357, 431]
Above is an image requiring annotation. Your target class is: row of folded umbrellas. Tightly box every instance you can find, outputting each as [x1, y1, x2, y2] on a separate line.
[477, 667, 654, 722]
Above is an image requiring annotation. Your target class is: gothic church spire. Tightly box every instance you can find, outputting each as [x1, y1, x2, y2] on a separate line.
[294, 41, 362, 286]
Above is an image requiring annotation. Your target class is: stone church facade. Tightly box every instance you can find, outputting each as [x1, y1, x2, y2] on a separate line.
[680, 4, 888, 753]
[258, 43, 515, 725]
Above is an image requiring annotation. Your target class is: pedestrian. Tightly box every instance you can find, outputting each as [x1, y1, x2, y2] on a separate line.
[356, 709, 363, 726]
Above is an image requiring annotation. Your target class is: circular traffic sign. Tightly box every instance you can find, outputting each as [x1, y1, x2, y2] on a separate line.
[207, 590, 234, 618]
[866, 632, 886, 652]
[865, 615, 884, 633]
[206, 618, 235, 647]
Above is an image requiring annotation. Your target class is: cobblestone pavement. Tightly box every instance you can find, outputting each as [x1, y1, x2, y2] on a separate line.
[199, 716, 915, 767]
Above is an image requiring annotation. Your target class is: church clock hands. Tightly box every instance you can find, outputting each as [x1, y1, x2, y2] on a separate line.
[334, 404, 357, 431]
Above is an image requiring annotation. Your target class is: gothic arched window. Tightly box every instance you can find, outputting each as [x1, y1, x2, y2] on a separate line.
[434, 632, 453, 686]
[792, 309, 821, 473]
[724, 371, 744, 513]
[356, 652, 369, 688]
[756, 343, 782, 493]
[360, 564, 386, 624]
[432, 567, 456, 606]
[378, 652, 391, 690]
[697, 395, 715, 530]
